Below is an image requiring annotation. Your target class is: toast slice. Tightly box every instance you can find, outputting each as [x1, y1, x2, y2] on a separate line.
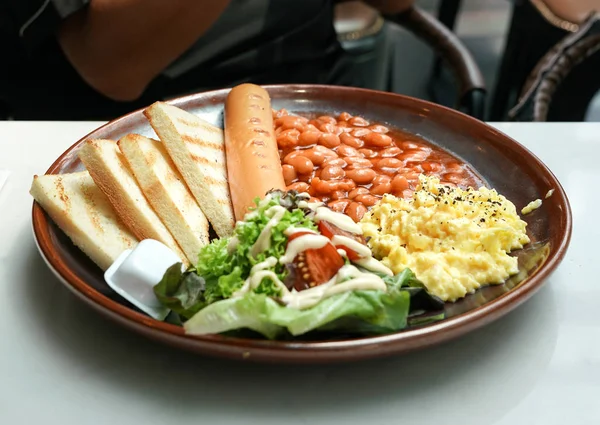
[30, 171, 138, 271]
[144, 102, 235, 237]
[78, 139, 188, 265]
[118, 134, 210, 264]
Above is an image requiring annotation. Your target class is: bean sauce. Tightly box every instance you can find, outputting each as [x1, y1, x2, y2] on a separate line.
[273, 109, 482, 222]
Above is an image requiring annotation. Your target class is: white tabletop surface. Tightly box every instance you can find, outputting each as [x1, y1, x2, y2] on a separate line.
[0, 121, 597, 425]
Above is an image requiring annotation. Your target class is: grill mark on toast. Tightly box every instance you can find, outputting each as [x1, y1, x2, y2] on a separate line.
[189, 153, 221, 167]
[54, 177, 70, 211]
[201, 174, 228, 187]
[182, 134, 224, 151]
[177, 118, 222, 137]
[80, 181, 103, 235]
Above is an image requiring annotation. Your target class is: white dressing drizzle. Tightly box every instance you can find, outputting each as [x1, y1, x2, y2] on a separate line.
[284, 227, 317, 237]
[279, 233, 330, 264]
[249, 205, 287, 257]
[282, 265, 386, 309]
[354, 257, 393, 276]
[331, 235, 372, 258]
[314, 206, 363, 234]
[227, 236, 239, 254]
[232, 257, 290, 298]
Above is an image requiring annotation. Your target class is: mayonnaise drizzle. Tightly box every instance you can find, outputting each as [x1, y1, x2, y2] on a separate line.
[331, 235, 372, 258]
[279, 233, 330, 264]
[282, 264, 386, 309]
[314, 206, 363, 234]
[233, 257, 290, 298]
[249, 205, 287, 257]
[354, 256, 393, 276]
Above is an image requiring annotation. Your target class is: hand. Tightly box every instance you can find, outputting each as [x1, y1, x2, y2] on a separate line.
[360, 0, 415, 15]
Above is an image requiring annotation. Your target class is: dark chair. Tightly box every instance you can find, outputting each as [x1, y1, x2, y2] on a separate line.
[508, 13, 600, 121]
[335, 2, 486, 119]
[489, 0, 600, 121]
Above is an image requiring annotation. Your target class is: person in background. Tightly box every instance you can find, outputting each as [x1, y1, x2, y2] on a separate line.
[0, 0, 413, 120]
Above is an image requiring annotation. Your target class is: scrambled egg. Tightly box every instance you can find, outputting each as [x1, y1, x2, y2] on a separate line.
[360, 175, 530, 302]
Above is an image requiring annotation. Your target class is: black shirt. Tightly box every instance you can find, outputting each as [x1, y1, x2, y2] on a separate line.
[0, 0, 355, 120]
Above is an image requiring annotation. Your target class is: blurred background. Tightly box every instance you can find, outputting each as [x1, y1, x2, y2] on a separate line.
[2, 0, 599, 122]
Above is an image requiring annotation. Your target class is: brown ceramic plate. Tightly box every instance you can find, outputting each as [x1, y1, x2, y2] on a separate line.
[31, 85, 571, 363]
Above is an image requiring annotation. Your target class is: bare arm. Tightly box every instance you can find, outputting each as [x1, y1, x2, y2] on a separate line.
[58, 0, 231, 101]
[541, 0, 600, 25]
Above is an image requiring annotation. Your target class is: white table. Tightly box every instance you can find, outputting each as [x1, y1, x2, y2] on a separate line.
[1, 122, 598, 425]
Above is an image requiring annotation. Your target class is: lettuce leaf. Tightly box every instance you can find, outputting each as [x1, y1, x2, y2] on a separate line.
[181, 195, 317, 307]
[183, 288, 411, 339]
[153, 263, 207, 319]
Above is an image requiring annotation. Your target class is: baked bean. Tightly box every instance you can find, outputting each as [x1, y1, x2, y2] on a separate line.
[319, 133, 341, 149]
[305, 123, 320, 131]
[287, 155, 314, 175]
[421, 161, 443, 172]
[318, 116, 337, 125]
[336, 144, 361, 158]
[302, 148, 326, 165]
[345, 202, 367, 222]
[338, 112, 352, 122]
[351, 128, 371, 138]
[370, 181, 392, 196]
[275, 116, 302, 130]
[376, 157, 403, 171]
[314, 145, 338, 160]
[323, 158, 347, 168]
[274, 109, 288, 119]
[401, 171, 421, 181]
[398, 149, 429, 162]
[358, 148, 377, 158]
[368, 124, 389, 134]
[364, 132, 392, 147]
[372, 174, 391, 186]
[287, 182, 310, 192]
[391, 175, 409, 193]
[283, 150, 304, 163]
[319, 122, 336, 134]
[349, 187, 370, 199]
[311, 177, 338, 195]
[407, 163, 424, 173]
[340, 133, 364, 149]
[345, 157, 373, 169]
[354, 194, 379, 207]
[337, 121, 349, 128]
[378, 146, 402, 157]
[345, 168, 376, 184]
[321, 165, 345, 180]
[277, 128, 300, 148]
[298, 130, 321, 147]
[400, 141, 422, 150]
[282, 164, 297, 185]
[336, 179, 357, 192]
[443, 173, 466, 185]
[348, 116, 369, 127]
[329, 190, 346, 200]
[328, 199, 350, 213]
[445, 162, 464, 173]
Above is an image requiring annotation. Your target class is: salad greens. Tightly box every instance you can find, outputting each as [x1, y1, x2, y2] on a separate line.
[153, 191, 446, 339]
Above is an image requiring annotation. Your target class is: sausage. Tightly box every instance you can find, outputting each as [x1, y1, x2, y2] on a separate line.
[224, 84, 286, 221]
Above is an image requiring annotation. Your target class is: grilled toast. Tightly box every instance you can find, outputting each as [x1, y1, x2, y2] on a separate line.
[118, 134, 210, 264]
[30, 171, 138, 271]
[144, 102, 235, 237]
[78, 139, 188, 265]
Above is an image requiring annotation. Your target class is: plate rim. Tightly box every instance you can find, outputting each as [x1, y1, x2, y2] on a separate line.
[30, 84, 573, 363]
